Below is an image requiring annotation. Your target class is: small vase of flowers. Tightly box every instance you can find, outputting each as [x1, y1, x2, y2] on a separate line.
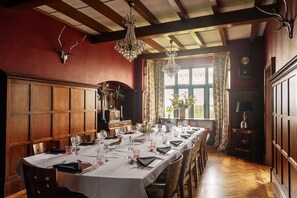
[169, 93, 196, 119]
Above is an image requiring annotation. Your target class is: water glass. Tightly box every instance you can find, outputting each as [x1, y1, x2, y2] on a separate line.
[149, 140, 156, 151]
[96, 148, 105, 166]
[65, 146, 73, 155]
[132, 148, 140, 160]
[162, 134, 168, 144]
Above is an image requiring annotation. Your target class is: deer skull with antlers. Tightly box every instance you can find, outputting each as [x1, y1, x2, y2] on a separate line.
[58, 26, 87, 63]
[256, 0, 297, 39]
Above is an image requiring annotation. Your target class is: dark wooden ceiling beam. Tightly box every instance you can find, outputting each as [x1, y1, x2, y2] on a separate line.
[168, 35, 186, 50]
[209, 0, 221, 15]
[48, 1, 112, 33]
[250, 22, 261, 42]
[140, 46, 229, 59]
[191, 31, 206, 48]
[168, 0, 189, 20]
[81, 0, 124, 28]
[91, 4, 277, 43]
[125, 0, 160, 25]
[142, 38, 166, 52]
[1, 0, 59, 10]
[219, 28, 227, 46]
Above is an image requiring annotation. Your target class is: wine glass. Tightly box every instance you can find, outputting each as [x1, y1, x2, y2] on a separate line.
[136, 123, 142, 132]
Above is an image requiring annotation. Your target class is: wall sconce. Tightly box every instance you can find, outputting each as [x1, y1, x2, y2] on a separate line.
[236, 102, 253, 129]
[256, 0, 296, 39]
[57, 26, 87, 63]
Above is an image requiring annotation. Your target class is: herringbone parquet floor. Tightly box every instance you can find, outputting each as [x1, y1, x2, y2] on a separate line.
[192, 148, 277, 198]
[7, 148, 277, 198]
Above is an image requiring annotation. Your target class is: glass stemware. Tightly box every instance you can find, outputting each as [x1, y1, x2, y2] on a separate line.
[70, 135, 81, 155]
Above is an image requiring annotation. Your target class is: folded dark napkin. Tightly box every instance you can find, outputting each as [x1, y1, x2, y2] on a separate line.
[53, 162, 82, 173]
[170, 140, 183, 146]
[80, 141, 94, 146]
[137, 156, 156, 167]
[104, 135, 117, 140]
[48, 148, 65, 154]
[192, 128, 200, 131]
[156, 146, 171, 154]
[186, 130, 195, 134]
[124, 131, 134, 135]
[181, 134, 191, 139]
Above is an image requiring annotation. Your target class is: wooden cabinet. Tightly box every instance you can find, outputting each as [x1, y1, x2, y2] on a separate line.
[100, 120, 132, 136]
[0, 71, 98, 196]
[232, 128, 256, 160]
[227, 88, 264, 162]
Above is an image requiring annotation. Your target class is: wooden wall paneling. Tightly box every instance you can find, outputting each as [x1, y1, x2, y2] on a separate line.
[30, 114, 52, 141]
[71, 88, 85, 111]
[270, 56, 297, 198]
[52, 113, 69, 138]
[53, 87, 70, 111]
[5, 79, 30, 196]
[2, 73, 98, 197]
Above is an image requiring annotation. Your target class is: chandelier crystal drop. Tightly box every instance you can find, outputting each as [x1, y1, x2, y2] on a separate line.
[162, 40, 180, 78]
[114, 1, 145, 62]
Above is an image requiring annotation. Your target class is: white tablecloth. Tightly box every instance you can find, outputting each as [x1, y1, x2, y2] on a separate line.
[18, 128, 203, 198]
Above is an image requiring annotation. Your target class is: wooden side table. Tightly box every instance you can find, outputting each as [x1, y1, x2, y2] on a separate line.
[232, 128, 256, 160]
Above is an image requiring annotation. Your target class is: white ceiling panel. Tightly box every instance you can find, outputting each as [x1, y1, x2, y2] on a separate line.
[226, 24, 252, 40]
[36, 5, 56, 13]
[62, 0, 88, 9]
[199, 30, 221, 43]
[140, 0, 180, 23]
[181, 0, 213, 17]
[51, 12, 82, 26]
[258, 22, 267, 36]
[76, 24, 99, 35]
[78, 7, 123, 31]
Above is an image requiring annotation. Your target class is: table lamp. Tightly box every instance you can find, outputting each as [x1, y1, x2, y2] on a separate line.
[236, 102, 253, 129]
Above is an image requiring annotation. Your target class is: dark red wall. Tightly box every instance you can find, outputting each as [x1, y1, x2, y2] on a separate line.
[0, 7, 134, 88]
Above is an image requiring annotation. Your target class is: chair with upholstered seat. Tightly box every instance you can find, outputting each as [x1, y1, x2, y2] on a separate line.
[23, 162, 88, 198]
[32, 141, 60, 155]
[179, 145, 194, 198]
[146, 155, 183, 198]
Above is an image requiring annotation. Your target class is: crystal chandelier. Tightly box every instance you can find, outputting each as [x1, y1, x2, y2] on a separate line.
[162, 40, 180, 78]
[114, 1, 146, 62]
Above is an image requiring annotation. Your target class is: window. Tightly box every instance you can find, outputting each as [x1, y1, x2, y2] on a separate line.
[164, 66, 214, 119]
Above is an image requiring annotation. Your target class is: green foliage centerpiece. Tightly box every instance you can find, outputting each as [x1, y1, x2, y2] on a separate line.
[169, 93, 196, 118]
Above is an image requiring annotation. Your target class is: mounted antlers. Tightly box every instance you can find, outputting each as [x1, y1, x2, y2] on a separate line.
[58, 26, 87, 63]
[256, 0, 297, 39]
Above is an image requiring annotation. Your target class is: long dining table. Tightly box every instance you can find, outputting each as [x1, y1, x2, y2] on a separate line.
[17, 127, 204, 198]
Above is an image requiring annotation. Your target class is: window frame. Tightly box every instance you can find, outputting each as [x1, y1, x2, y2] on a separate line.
[164, 65, 213, 118]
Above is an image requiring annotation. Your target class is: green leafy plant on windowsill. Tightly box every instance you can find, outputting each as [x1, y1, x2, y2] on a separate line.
[169, 93, 196, 110]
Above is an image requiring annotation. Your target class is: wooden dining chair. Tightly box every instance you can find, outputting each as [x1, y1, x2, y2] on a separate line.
[191, 136, 202, 188]
[179, 145, 194, 198]
[32, 141, 60, 155]
[23, 162, 88, 198]
[198, 129, 209, 175]
[146, 154, 183, 198]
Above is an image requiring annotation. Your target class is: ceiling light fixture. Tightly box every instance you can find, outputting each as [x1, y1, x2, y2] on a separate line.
[114, 0, 146, 61]
[162, 40, 180, 78]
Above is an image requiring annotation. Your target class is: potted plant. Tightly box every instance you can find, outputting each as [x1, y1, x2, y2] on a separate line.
[114, 85, 125, 109]
[169, 93, 196, 118]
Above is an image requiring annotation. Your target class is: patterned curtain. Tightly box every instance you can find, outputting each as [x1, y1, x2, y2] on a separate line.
[213, 53, 230, 151]
[145, 60, 165, 124]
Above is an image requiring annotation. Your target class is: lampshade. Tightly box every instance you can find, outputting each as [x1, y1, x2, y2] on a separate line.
[236, 102, 253, 112]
